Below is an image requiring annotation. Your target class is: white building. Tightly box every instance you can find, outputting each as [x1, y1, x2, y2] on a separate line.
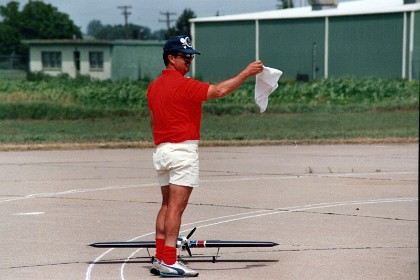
[27, 40, 112, 80]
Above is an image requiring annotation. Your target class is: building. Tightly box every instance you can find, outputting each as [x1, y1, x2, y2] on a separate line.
[190, 0, 420, 81]
[26, 40, 164, 80]
[27, 40, 112, 80]
[111, 41, 165, 81]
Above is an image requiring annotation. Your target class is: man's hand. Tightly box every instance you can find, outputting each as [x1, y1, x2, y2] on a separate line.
[243, 60, 264, 78]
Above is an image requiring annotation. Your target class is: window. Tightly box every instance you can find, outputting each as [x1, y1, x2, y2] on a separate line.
[89, 51, 104, 71]
[41, 51, 61, 69]
[74, 51, 80, 72]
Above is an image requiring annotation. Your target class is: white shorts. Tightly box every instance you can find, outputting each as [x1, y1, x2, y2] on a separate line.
[152, 140, 199, 188]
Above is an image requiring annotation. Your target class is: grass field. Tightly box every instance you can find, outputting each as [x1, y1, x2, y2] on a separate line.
[0, 111, 418, 150]
[0, 76, 418, 150]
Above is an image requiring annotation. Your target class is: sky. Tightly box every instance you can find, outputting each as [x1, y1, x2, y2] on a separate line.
[0, 0, 355, 33]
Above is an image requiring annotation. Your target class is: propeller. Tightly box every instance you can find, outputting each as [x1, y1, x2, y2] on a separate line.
[186, 227, 196, 239]
[178, 227, 196, 257]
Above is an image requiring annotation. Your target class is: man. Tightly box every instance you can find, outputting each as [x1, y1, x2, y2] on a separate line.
[147, 35, 263, 277]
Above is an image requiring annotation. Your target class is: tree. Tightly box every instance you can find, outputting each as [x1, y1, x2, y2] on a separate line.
[175, 9, 196, 38]
[0, 2, 21, 26]
[277, 0, 295, 9]
[87, 21, 152, 40]
[151, 29, 166, 40]
[87, 20, 103, 37]
[19, 1, 82, 39]
[0, 1, 82, 55]
[164, 8, 197, 39]
[0, 22, 20, 54]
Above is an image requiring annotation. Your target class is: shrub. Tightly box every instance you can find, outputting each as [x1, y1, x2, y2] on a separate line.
[0, 76, 418, 119]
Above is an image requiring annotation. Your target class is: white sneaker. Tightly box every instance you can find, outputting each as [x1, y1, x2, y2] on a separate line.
[150, 258, 162, 276]
[159, 261, 199, 277]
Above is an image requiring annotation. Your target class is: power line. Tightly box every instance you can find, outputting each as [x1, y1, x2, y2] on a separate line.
[118, 5, 132, 39]
[159, 11, 176, 30]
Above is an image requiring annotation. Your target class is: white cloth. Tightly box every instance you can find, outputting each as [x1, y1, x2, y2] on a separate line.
[255, 66, 283, 113]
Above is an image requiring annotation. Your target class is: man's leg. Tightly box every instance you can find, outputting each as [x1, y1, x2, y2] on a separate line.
[162, 184, 193, 265]
[155, 186, 169, 261]
[150, 186, 169, 275]
[159, 183, 199, 277]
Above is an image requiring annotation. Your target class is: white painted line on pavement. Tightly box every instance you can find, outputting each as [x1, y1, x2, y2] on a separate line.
[1, 171, 416, 204]
[112, 197, 417, 280]
[13, 212, 45, 216]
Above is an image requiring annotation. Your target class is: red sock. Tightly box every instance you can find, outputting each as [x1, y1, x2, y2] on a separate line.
[162, 246, 177, 265]
[155, 238, 165, 261]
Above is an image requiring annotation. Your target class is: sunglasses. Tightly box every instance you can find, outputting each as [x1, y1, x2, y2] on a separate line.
[174, 53, 195, 61]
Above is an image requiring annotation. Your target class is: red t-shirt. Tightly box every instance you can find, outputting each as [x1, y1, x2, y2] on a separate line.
[147, 70, 210, 145]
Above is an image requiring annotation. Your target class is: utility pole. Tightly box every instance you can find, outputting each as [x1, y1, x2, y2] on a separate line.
[118, 5, 132, 39]
[159, 11, 176, 30]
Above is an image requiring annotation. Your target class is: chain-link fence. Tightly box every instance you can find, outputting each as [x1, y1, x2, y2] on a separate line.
[0, 54, 28, 80]
[0, 54, 28, 70]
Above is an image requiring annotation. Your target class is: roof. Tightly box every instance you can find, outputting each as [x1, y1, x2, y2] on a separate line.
[23, 39, 164, 47]
[112, 40, 163, 46]
[191, 0, 420, 23]
[24, 39, 113, 46]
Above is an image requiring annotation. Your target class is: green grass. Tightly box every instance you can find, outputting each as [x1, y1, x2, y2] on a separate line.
[1, 111, 417, 145]
[0, 118, 151, 143]
[0, 76, 418, 148]
[0, 70, 26, 80]
[0, 76, 418, 119]
[202, 111, 419, 140]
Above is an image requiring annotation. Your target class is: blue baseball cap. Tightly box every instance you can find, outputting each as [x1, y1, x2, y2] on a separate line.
[163, 35, 201, 55]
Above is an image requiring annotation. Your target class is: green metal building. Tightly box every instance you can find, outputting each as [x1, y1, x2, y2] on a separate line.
[111, 41, 164, 80]
[190, 0, 420, 81]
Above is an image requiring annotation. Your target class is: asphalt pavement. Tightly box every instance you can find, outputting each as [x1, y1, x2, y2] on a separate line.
[0, 144, 418, 280]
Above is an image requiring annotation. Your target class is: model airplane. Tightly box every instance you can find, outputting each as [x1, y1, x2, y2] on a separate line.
[90, 227, 278, 263]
